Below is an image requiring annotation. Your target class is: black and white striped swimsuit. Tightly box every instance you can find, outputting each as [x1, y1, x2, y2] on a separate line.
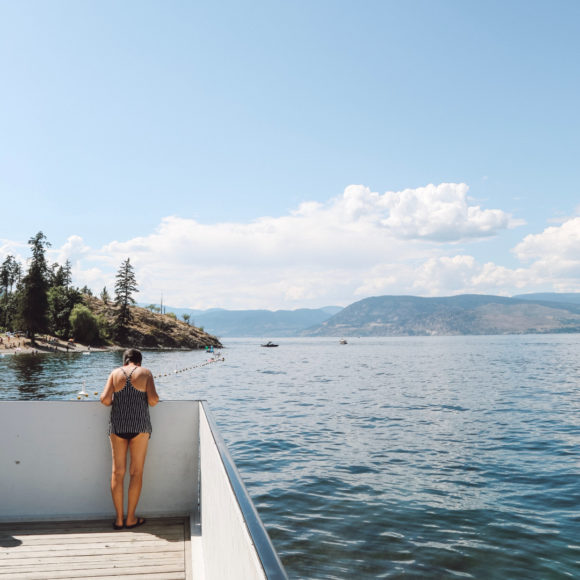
[108, 367, 152, 439]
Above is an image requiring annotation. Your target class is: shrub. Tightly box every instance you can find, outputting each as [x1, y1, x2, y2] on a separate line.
[69, 304, 100, 344]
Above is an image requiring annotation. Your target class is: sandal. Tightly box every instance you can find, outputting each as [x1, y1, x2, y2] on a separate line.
[125, 517, 146, 529]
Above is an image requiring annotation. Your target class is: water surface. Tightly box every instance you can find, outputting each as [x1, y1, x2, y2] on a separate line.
[1, 335, 579, 579]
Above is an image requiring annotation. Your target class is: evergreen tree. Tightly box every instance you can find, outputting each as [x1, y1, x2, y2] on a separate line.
[47, 259, 82, 338]
[100, 286, 110, 305]
[114, 258, 138, 339]
[48, 286, 70, 336]
[18, 232, 51, 341]
[0, 255, 21, 329]
[49, 260, 72, 288]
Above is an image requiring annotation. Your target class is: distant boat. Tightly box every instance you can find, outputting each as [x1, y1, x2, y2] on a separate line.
[339, 339, 348, 344]
[261, 341, 279, 347]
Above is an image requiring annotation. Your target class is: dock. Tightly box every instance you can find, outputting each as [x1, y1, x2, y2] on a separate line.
[0, 517, 192, 580]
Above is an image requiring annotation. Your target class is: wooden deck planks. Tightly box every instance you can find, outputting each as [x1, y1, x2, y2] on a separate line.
[0, 517, 192, 580]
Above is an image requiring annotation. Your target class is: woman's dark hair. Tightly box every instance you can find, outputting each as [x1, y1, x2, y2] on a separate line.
[123, 348, 143, 365]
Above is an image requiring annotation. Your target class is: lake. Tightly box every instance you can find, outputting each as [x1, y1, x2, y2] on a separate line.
[1, 335, 579, 579]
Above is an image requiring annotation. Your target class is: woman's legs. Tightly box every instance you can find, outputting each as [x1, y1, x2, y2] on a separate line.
[109, 434, 129, 527]
[126, 433, 150, 527]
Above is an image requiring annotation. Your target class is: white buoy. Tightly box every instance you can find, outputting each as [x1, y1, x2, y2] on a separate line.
[78, 381, 88, 397]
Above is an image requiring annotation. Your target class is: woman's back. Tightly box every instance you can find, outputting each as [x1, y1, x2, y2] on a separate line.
[109, 366, 152, 436]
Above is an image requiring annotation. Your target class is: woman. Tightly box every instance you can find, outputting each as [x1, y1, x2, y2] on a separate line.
[100, 348, 159, 530]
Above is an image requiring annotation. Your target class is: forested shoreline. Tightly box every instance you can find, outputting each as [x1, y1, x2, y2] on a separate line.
[1, 232, 221, 349]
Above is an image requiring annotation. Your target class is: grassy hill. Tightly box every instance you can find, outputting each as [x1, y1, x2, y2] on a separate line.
[85, 296, 222, 349]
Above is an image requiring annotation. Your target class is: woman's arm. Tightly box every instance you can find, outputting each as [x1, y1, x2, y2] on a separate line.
[146, 370, 160, 406]
[100, 372, 115, 406]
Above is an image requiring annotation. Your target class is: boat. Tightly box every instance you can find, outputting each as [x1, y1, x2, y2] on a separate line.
[339, 339, 347, 344]
[0, 400, 288, 579]
[261, 341, 278, 347]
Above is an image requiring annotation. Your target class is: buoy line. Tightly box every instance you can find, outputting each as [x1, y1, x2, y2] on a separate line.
[152, 354, 225, 379]
[74, 354, 225, 399]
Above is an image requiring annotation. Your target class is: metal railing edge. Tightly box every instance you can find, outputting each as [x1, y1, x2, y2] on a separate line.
[200, 400, 288, 580]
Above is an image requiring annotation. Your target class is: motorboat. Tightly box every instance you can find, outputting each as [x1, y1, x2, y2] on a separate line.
[260, 342, 278, 347]
[0, 400, 288, 579]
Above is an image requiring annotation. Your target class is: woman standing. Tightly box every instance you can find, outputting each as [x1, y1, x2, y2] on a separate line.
[100, 348, 159, 530]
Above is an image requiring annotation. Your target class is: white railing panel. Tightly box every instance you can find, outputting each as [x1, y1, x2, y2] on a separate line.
[0, 401, 199, 521]
[199, 405, 267, 579]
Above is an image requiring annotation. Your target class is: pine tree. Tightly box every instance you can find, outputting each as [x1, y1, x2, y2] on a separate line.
[47, 260, 82, 338]
[114, 258, 138, 340]
[18, 232, 51, 342]
[101, 286, 110, 305]
[0, 255, 21, 329]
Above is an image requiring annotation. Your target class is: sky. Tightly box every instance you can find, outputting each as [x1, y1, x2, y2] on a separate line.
[1, 0, 579, 310]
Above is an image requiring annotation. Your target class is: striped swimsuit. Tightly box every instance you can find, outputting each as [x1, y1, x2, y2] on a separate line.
[108, 367, 152, 439]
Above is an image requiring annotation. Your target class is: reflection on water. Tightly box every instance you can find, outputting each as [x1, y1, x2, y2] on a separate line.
[2, 351, 118, 400]
[1, 336, 579, 578]
[8, 353, 47, 398]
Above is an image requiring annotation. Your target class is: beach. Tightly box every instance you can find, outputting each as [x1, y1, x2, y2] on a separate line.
[0, 333, 110, 356]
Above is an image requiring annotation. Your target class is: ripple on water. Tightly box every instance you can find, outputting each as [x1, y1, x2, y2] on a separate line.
[1, 337, 580, 578]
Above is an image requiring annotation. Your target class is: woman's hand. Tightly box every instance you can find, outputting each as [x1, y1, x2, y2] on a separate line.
[100, 372, 115, 406]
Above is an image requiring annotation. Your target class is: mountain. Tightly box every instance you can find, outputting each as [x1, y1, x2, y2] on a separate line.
[137, 304, 342, 337]
[302, 294, 580, 337]
[513, 293, 580, 305]
[185, 307, 340, 337]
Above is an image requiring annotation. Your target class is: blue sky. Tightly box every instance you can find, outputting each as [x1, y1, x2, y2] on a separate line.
[1, 1, 579, 309]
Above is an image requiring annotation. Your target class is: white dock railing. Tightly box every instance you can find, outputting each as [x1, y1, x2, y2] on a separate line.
[0, 400, 287, 580]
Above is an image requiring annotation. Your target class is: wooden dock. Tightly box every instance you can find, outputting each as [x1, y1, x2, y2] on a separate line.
[0, 517, 192, 580]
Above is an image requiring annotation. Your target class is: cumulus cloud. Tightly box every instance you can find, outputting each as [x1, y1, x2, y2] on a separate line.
[514, 217, 580, 263]
[355, 256, 533, 298]
[0, 239, 28, 265]
[380, 182, 524, 241]
[54, 235, 91, 266]
[512, 217, 580, 283]
[12, 182, 570, 309]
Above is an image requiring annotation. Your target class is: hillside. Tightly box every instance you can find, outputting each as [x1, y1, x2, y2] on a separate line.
[513, 293, 580, 305]
[302, 294, 580, 337]
[155, 306, 342, 337]
[85, 296, 222, 349]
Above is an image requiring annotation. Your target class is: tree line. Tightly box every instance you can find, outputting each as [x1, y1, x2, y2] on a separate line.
[0, 232, 138, 345]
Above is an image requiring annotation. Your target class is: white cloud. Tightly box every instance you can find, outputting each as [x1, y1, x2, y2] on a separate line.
[380, 182, 524, 241]
[11, 182, 574, 309]
[0, 239, 29, 266]
[54, 235, 91, 266]
[514, 217, 580, 263]
[511, 217, 580, 285]
[355, 256, 534, 299]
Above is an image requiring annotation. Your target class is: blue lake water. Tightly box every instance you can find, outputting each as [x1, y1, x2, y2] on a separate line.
[1, 335, 579, 579]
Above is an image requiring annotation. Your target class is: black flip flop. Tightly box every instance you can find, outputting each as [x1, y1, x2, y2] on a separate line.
[113, 521, 124, 530]
[125, 517, 146, 529]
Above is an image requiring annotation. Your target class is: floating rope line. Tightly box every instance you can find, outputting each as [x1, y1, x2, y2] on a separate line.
[152, 354, 225, 379]
[74, 353, 225, 399]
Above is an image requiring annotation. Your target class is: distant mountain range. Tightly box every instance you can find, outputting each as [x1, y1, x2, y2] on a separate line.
[152, 293, 580, 338]
[150, 305, 343, 337]
[303, 293, 580, 337]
